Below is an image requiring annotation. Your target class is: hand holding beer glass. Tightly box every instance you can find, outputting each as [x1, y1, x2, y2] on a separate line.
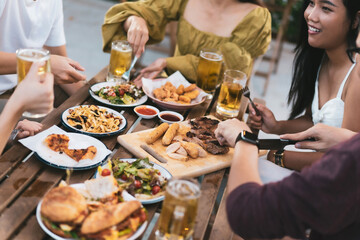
[156, 179, 200, 240]
[107, 40, 132, 82]
[216, 70, 247, 118]
[196, 49, 223, 98]
[16, 48, 53, 118]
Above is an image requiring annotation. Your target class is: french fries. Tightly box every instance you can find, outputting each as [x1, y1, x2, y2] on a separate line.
[153, 82, 199, 104]
[145, 123, 169, 144]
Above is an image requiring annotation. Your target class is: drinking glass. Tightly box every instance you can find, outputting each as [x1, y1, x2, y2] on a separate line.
[216, 70, 247, 118]
[196, 48, 223, 97]
[16, 48, 52, 118]
[107, 40, 132, 82]
[155, 179, 201, 240]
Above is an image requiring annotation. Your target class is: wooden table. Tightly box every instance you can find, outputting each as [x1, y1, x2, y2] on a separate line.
[0, 67, 239, 240]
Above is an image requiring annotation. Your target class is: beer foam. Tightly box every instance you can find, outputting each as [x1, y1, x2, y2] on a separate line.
[17, 49, 50, 62]
[168, 180, 200, 199]
[113, 44, 132, 52]
[200, 51, 223, 61]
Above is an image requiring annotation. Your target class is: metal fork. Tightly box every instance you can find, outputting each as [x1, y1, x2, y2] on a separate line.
[242, 86, 260, 116]
[121, 56, 138, 82]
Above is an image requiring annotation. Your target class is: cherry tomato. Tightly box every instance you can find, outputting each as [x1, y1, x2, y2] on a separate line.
[101, 169, 111, 176]
[152, 185, 161, 195]
[119, 89, 125, 96]
[110, 92, 116, 97]
[134, 180, 142, 189]
[157, 171, 161, 175]
[120, 174, 128, 181]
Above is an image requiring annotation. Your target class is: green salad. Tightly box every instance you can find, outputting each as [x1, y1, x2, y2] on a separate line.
[95, 83, 144, 105]
[110, 158, 167, 198]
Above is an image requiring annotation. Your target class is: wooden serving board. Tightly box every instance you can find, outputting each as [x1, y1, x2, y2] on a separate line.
[117, 124, 234, 178]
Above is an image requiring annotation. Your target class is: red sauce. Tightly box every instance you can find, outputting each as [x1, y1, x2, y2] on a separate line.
[160, 113, 180, 122]
[136, 107, 157, 115]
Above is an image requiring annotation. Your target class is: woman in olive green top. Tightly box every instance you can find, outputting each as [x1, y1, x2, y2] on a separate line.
[102, 0, 271, 83]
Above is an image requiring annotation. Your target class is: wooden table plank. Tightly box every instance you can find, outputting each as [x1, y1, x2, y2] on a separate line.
[0, 167, 63, 239]
[209, 186, 233, 240]
[0, 157, 44, 213]
[193, 169, 226, 240]
[13, 216, 46, 240]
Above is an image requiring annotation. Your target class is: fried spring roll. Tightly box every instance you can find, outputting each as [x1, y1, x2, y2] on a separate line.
[162, 123, 179, 146]
[145, 123, 169, 144]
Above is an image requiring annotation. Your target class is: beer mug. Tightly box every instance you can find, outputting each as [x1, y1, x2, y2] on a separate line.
[107, 40, 132, 82]
[155, 179, 201, 240]
[16, 48, 52, 118]
[216, 70, 247, 118]
[196, 48, 223, 97]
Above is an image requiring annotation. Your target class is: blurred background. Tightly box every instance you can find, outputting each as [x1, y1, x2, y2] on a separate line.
[63, 0, 302, 128]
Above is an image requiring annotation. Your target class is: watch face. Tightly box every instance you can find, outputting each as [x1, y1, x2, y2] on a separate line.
[240, 130, 258, 145]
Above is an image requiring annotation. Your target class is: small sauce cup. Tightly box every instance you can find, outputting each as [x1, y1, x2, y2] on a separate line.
[134, 105, 159, 119]
[158, 111, 184, 124]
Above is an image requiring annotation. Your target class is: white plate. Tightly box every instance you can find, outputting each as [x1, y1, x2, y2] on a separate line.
[95, 158, 172, 204]
[61, 105, 127, 137]
[35, 133, 111, 170]
[89, 82, 148, 107]
[36, 184, 148, 240]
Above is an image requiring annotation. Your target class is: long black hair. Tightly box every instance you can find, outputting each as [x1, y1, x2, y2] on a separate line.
[238, 0, 265, 7]
[288, 0, 360, 120]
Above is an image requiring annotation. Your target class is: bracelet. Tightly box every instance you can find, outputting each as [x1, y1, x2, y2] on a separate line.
[274, 150, 285, 167]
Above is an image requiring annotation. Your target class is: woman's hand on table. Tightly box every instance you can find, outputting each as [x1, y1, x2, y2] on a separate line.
[215, 119, 251, 147]
[10, 62, 54, 114]
[124, 15, 149, 58]
[15, 119, 43, 139]
[133, 58, 167, 86]
[248, 103, 279, 134]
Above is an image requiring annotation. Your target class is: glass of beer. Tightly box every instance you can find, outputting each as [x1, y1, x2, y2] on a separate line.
[16, 48, 52, 118]
[107, 40, 132, 82]
[196, 48, 223, 97]
[155, 179, 201, 240]
[216, 70, 247, 118]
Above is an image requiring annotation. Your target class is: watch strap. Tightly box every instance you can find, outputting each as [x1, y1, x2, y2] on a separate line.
[274, 149, 285, 167]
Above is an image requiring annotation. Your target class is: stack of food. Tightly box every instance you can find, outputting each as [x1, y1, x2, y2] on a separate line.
[153, 82, 199, 104]
[144, 117, 228, 161]
[39, 176, 147, 239]
[94, 83, 144, 105]
[66, 105, 122, 133]
[98, 158, 168, 200]
[45, 134, 97, 162]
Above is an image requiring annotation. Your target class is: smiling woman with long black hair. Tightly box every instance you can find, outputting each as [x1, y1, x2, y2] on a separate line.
[248, 0, 360, 173]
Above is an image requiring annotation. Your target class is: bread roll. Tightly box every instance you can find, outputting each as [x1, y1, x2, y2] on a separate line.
[145, 123, 169, 144]
[81, 201, 141, 234]
[41, 186, 87, 223]
[162, 123, 179, 146]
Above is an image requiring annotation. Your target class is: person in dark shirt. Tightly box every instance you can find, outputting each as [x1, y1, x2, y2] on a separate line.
[215, 119, 360, 239]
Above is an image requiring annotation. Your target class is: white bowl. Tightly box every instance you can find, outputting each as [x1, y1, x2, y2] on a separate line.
[158, 111, 184, 124]
[134, 105, 159, 119]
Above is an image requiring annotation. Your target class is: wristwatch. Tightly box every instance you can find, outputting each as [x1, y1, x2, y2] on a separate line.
[235, 130, 258, 147]
[274, 149, 285, 167]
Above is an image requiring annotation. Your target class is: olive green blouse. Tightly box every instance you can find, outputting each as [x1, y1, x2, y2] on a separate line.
[102, 0, 271, 82]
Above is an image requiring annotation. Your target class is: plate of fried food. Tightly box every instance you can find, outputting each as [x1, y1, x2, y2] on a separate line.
[95, 158, 172, 204]
[142, 71, 209, 110]
[61, 105, 127, 137]
[89, 82, 148, 107]
[37, 177, 148, 240]
[34, 132, 111, 170]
